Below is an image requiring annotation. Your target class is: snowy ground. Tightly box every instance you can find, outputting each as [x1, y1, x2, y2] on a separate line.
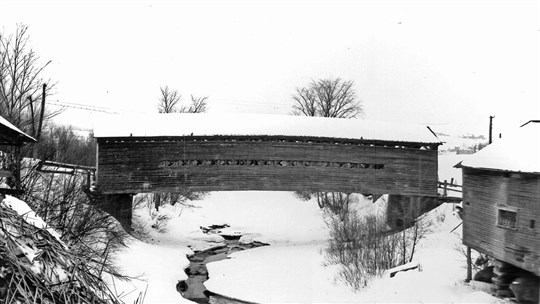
[111, 154, 505, 304]
[111, 191, 330, 304]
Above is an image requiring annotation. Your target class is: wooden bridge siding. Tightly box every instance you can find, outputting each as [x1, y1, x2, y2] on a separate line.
[462, 168, 540, 276]
[100, 167, 420, 194]
[96, 138, 438, 196]
[97, 140, 433, 164]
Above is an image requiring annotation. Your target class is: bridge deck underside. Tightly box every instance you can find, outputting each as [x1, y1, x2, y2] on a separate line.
[96, 136, 438, 196]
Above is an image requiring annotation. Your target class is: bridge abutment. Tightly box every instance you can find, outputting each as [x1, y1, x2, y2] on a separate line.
[101, 194, 133, 230]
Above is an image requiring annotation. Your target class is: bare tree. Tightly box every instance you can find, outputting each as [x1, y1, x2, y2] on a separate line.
[291, 77, 363, 212]
[0, 24, 57, 136]
[35, 124, 96, 166]
[292, 78, 362, 119]
[180, 95, 208, 113]
[158, 86, 208, 114]
[154, 88, 209, 211]
[158, 85, 182, 113]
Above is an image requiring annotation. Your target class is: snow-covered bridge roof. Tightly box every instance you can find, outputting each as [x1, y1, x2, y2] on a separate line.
[458, 120, 540, 174]
[93, 113, 440, 144]
[0, 115, 36, 145]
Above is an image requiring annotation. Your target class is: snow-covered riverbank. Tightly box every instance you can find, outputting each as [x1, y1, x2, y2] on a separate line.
[111, 154, 504, 304]
[111, 191, 330, 303]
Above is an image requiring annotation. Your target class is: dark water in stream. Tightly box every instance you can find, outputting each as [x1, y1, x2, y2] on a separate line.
[177, 239, 269, 304]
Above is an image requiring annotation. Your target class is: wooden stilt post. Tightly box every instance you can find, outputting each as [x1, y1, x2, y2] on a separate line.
[443, 179, 448, 196]
[466, 246, 472, 282]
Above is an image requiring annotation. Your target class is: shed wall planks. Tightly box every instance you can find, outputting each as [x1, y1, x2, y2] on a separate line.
[462, 168, 540, 276]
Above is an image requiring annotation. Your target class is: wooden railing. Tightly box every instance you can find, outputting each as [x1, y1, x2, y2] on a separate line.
[438, 178, 462, 196]
[37, 160, 96, 188]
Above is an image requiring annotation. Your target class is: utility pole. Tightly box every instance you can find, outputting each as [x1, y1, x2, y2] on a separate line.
[37, 83, 47, 141]
[489, 116, 495, 144]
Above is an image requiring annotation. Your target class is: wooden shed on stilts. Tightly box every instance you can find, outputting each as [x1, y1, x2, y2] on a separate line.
[457, 120, 540, 303]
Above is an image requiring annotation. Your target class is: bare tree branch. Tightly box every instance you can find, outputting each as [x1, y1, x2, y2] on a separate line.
[157, 86, 209, 114]
[186, 95, 208, 113]
[158, 85, 182, 113]
[291, 78, 364, 213]
[155, 88, 209, 210]
[291, 87, 317, 116]
[0, 24, 58, 136]
[291, 77, 363, 119]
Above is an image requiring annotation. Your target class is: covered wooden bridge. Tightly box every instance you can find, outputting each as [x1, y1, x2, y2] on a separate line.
[93, 113, 441, 226]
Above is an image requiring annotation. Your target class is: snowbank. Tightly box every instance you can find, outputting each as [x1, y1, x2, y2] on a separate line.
[204, 204, 501, 303]
[113, 191, 331, 303]
[205, 243, 359, 303]
[108, 239, 192, 304]
[3, 195, 63, 244]
[134, 191, 330, 248]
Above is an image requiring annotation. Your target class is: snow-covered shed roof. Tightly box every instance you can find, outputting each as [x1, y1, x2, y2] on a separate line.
[0, 115, 37, 145]
[93, 113, 440, 144]
[458, 120, 540, 174]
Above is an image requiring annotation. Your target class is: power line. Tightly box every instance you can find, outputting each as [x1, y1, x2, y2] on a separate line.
[49, 99, 292, 113]
[49, 101, 148, 114]
[48, 101, 120, 114]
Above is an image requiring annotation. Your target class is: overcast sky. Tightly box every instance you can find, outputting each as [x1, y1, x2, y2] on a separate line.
[1, 0, 538, 136]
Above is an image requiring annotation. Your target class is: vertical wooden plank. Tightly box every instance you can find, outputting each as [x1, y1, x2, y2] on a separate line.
[466, 246, 472, 282]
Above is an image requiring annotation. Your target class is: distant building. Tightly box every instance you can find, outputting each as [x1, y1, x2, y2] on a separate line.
[457, 120, 539, 300]
[0, 115, 36, 196]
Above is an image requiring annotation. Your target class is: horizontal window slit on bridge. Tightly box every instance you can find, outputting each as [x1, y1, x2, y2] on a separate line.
[157, 159, 385, 170]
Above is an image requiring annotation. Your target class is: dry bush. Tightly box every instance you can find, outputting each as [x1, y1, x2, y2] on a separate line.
[293, 190, 313, 201]
[132, 192, 203, 235]
[324, 200, 432, 290]
[325, 210, 396, 289]
[0, 200, 122, 303]
[317, 192, 354, 217]
[151, 191, 207, 211]
[150, 213, 170, 233]
[19, 166, 130, 281]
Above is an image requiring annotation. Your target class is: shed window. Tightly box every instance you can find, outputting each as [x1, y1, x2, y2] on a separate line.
[497, 209, 517, 229]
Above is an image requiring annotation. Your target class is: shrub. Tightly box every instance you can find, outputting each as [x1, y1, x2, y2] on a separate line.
[0, 199, 123, 303]
[20, 167, 129, 282]
[324, 203, 431, 289]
